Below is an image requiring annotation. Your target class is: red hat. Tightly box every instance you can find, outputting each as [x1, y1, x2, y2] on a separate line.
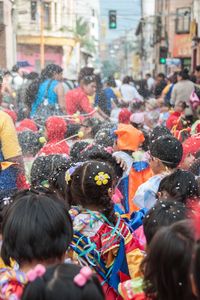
[115, 124, 144, 151]
[16, 119, 38, 132]
[118, 109, 132, 124]
[45, 116, 67, 141]
[3, 109, 17, 123]
[181, 134, 200, 163]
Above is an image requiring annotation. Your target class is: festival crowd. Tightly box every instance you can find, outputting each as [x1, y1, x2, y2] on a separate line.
[0, 63, 200, 300]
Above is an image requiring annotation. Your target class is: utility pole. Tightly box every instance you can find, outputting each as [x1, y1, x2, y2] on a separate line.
[40, 0, 45, 69]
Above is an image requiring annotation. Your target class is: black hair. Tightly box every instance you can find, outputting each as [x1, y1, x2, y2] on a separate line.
[94, 128, 115, 148]
[193, 240, 200, 298]
[149, 126, 172, 144]
[78, 66, 96, 85]
[65, 123, 81, 139]
[48, 159, 73, 205]
[81, 118, 103, 138]
[25, 64, 63, 110]
[26, 72, 39, 81]
[149, 135, 183, 168]
[67, 161, 116, 223]
[178, 68, 190, 80]
[122, 76, 134, 85]
[146, 73, 151, 77]
[12, 65, 19, 72]
[1, 188, 73, 267]
[107, 75, 116, 87]
[195, 65, 200, 72]
[157, 73, 165, 80]
[158, 169, 199, 203]
[143, 200, 187, 245]
[22, 263, 104, 300]
[18, 130, 41, 156]
[142, 221, 195, 300]
[30, 155, 69, 187]
[80, 147, 123, 181]
[189, 158, 200, 176]
[70, 141, 90, 162]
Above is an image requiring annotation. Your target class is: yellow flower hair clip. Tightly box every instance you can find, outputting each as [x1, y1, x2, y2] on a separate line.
[65, 170, 71, 184]
[94, 172, 110, 186]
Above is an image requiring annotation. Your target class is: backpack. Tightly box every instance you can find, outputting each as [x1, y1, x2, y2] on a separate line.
[190, 85, 200, 110]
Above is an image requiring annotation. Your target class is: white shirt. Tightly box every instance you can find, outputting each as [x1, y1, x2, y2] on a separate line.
[147, 77, 155, 91]
[120, 84, 143, 103]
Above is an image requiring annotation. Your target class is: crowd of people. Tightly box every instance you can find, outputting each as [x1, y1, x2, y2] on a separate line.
[0, 63, 200, 300]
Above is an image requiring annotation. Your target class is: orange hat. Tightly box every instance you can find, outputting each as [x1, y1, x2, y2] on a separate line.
[115, 124, 144, 151]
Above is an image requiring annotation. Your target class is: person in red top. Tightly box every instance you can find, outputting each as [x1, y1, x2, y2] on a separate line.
[38, 116, 69, 156]
[166, 101, 186, 130]
[65, 72, 96, 115]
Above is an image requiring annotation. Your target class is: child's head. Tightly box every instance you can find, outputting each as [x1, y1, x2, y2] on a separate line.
[70, 141, 90, 162]
[118, 109, 131, 124]
[45, 117, 67, 141]
[22, 264, 104, 300]
[149, 125, 172, 144]
[80, 118, 102, 139]
[16, 119, 38, 132]
[30, 155, 69, 187]
[94, 128, 115, 148]
[180, 136, 200, 170]
[143, 200, 187, 245]
[1, 188, 73, 270]
[157, 169, 199, 203]
[67, 161, 116, 223]
[142, 221, 195, 300]
[18, 131, 41, 157]
[149, 135, 183, 174]
[65, 123, 81, 139]
[174, 101, 187, 113]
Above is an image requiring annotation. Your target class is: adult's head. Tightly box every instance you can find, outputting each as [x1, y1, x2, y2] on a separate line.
[41, 64, 63, 81]
[1, 188, 73, 270]
[143, 200, 187, 245]
[149, 135, 183, 174]
[195, 65, 200, 80]
[78, 67, 96, 96]
[145, 73, 151, 79]
[122, 76, 134, 85]
[178, 68, 190, 81]
[156, 73, 165, 82]
[142, 221, 195, 300]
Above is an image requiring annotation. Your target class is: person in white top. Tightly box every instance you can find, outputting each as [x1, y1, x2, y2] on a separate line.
[145, 73, 155, 92]
[11, 65, 24, 91]
[120, 76, 143, 104]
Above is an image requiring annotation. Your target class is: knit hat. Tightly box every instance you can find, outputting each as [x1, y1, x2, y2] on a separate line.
[150, 135, 183, 168]
[118, 109, 132, 124]
[16, 119, 38, 132]
[115, 124, 144, 151]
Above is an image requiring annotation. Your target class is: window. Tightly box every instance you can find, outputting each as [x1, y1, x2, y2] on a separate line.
[31, 1, 37, 21]
[44, 2, 51, 28]
[54, 2, 57, 24]
[176, 7, 191, 34]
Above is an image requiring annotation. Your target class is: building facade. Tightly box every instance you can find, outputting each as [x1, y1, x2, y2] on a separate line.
[0, 0, 16, 69]
[191, 0, 200, 70]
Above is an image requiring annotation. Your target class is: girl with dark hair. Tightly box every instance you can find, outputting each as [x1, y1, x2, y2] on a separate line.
[67, 161, 142, 299]
[22, 264, 104, 300]
[141, 221, 196, 300]
[0, 264, 104, 300]
[1, 188, 73, 271]
[26, 64, 66, 120]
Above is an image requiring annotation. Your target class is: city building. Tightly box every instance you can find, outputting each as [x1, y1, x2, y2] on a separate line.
[191, 0, 200, 69]
[0, 0, 16, 69]
[16, 0, 76, 74]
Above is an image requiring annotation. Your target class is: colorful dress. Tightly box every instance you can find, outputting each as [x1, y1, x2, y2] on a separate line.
[69, 207, 144, 300]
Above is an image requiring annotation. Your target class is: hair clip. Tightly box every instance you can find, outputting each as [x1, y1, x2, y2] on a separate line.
[74, 267, 93, 287]
[65, 170, 71, 184]
[26, 264, 46, 282]
[94, 172, 110, 186]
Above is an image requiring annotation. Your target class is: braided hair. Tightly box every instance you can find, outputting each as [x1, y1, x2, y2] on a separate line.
[66, 161, 116, 224]
[25, 64, 63, 110]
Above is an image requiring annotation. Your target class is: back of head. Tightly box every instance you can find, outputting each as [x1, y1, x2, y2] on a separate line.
[1, 188, 73, 267]
[70, 141, 90, 162]
[67, 161, 116, 223]
[143, 200, 187, 245]
[78, 67, 94, 84]
[22, 264, 104, 300]
[94, 128, 115, 148]
[149, 126, 172, 144]
[179, 68, 190, 80]
[142, 220, 195, 300]
[18, 131, 41, 156]
[30, 154, 68, 187]
[45, 117, 67, 141]
[12, 64, 19, 73]
[158, 169, 199, 203]
[149, 135, 183, 169]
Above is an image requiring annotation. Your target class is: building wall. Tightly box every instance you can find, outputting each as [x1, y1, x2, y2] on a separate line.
[0, 0, 16, 69]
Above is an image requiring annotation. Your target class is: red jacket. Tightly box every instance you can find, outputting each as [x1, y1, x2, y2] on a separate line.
[65, 87, 93, 115]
